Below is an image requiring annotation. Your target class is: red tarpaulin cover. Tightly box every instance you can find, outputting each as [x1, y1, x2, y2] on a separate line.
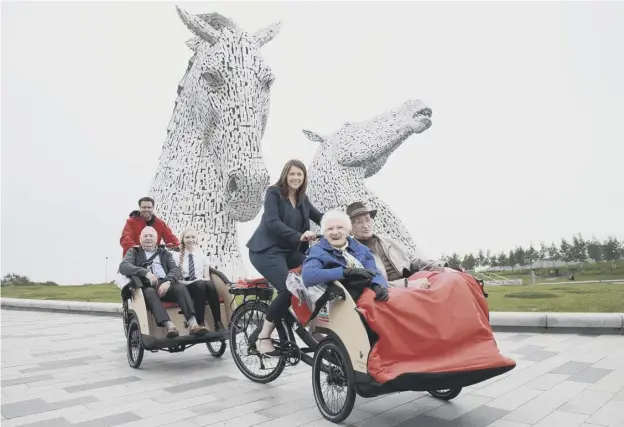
[357, 270, 516, 385]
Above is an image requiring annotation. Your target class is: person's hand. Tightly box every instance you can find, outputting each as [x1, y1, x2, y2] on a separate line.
[372, 284, 389, 301]
[365, 269, 378, 277]
[300, 231, 317, 242]
[157, 281, 171, 297]
[343, 268, 375, 280]
[408, 278, 431, 289]
[145, 272, 158, 286]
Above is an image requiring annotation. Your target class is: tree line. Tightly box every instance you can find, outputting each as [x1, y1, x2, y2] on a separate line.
[0, 273, 59, 287]
[440, 235, 623, 271]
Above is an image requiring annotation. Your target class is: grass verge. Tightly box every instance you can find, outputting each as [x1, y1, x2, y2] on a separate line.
[485, 283, 624, 312]
[2, 282, 624, 313]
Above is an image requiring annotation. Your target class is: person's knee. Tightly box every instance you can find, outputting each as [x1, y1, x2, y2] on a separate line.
[172, 282, 186, 291]
[143, 287, 158, 299]
[197, 279, 215, 289]
[203, 280, 217, 293]
[189, 280, 207, 292]
[172, 282, 190, 297]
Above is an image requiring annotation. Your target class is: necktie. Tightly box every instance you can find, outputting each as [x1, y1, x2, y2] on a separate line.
[188, 254, 196, 281]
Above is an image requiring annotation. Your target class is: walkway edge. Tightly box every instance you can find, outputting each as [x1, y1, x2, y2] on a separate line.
[1, 298, 623, 334]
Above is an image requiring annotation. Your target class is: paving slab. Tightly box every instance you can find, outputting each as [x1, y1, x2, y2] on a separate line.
[1, 309, 624, 427]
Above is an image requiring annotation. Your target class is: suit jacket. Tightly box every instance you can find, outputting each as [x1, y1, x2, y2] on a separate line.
[118, 246, 181, 286]
[247, 185, 323, 253]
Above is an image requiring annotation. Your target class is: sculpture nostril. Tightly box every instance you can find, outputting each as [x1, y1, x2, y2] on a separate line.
[413, 108, 432, 119]
[227, 176, 238, 194]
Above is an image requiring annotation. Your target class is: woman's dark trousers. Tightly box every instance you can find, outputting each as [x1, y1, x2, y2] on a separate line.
[186, 280, 222, 326]
[249, 247, 306, 323]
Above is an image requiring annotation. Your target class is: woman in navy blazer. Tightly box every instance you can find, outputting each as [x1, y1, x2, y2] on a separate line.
[246, 159, 323, 356]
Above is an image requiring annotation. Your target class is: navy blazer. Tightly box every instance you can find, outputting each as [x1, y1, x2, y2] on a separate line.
[247, 185, 324, 253]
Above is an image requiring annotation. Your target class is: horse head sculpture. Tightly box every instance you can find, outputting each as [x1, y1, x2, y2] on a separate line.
[149, 7, 281, 279]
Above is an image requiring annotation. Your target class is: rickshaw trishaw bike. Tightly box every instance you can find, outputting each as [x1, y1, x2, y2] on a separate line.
[120, 248, 236, 368]
[226, 236, 497, 423]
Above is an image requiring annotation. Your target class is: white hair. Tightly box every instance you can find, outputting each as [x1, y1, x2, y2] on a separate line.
[140, 226, 157, 237]
[320, 210, 352, 234]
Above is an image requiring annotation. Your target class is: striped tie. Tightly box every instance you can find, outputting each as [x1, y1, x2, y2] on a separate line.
[188, 254, 196, 281]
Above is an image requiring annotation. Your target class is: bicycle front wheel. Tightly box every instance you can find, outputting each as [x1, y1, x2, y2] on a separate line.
[229, 301, 288, 383]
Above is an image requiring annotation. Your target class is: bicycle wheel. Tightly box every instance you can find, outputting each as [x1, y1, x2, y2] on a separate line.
[206, 339, 227, 357]
[312, 338, 356, 423]
[229, 301, 288, 383]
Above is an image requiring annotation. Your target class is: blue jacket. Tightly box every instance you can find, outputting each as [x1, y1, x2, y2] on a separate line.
[301, 236, 388, 288]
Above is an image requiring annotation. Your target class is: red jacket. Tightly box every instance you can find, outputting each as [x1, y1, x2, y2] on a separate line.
[120, 210, 180, 256]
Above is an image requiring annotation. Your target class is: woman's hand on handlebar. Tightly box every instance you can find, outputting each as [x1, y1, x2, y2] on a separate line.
[300, 231, 318, 242]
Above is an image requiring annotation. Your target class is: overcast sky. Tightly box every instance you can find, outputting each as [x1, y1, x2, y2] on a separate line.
[2, 1, 623, 285]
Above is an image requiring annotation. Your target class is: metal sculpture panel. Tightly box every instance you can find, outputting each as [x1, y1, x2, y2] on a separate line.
[149, 7, 281, 279]
[305, 100, 433, 258]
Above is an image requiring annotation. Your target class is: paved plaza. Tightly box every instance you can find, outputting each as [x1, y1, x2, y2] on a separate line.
[1, 309, 623, 427]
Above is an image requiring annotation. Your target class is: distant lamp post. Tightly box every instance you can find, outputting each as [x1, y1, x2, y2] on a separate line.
[105, 257, 109, 283]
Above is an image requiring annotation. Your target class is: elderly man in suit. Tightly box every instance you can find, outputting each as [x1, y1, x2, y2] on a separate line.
[346, 202, 448, 289]
[119, 226, 207, 337]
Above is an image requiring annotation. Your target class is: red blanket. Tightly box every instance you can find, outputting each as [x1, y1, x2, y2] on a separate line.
[357, 270, 515, 385]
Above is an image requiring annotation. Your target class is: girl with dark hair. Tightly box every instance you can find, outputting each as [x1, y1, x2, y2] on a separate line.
[246, 159, 324, 356]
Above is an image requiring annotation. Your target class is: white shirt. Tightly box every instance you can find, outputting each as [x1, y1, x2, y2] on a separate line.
[172, 249, 210, 281]
[143, 249, 167, 278]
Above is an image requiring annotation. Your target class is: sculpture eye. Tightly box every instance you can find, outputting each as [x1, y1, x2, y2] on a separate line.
[202, 71, 222, 87]
[264, 74, 275, 91]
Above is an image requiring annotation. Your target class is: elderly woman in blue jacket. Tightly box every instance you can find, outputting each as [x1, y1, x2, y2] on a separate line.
[302, 210, 389, 302]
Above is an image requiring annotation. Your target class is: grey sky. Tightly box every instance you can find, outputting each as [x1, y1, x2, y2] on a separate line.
[2, 1, 623, 285]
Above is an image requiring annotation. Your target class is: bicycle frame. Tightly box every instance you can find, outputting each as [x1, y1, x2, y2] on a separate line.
[229, 284, 322, 367]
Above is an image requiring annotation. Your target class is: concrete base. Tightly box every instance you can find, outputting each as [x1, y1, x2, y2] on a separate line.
[1, 297, 122, 316]
[1, 297, 623, 334]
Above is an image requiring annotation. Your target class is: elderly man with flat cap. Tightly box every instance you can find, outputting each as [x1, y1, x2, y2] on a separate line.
[346, 202, 448, 289]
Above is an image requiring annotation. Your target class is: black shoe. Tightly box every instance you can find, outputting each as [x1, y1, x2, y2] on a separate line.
[214, 320, 227, 333]
[257, 338, 281, 358]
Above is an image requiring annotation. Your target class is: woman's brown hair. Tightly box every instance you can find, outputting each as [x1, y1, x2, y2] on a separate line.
[274, 159, 308, 201]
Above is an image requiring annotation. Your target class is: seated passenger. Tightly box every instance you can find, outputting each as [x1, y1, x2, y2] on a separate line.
[346, 202, 449, 289]
[119, 226, 208, 337]
[174, 227, 226, 333]
[301, 210, 389, 303]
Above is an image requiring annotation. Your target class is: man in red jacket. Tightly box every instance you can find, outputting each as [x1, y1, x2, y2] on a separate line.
[120, 197, 180, 256]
